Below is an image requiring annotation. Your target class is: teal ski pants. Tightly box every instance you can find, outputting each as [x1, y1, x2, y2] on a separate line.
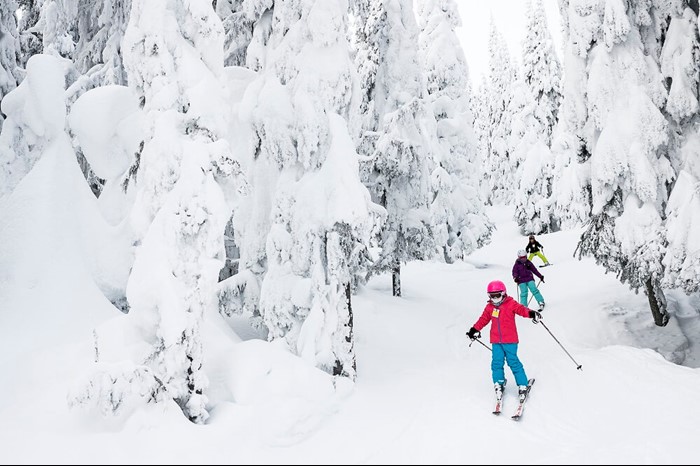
[492, 343, 528, 387]
[518, 280, 543, 306]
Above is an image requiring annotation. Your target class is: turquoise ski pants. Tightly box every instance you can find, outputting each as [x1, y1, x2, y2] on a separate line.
[518, 281, 544, 306]
[492, 343, 528, 387]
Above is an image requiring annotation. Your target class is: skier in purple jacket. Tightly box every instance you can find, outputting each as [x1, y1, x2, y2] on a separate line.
[512, 250, 545, 310]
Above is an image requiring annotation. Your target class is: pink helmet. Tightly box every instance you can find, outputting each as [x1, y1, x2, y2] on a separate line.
[487, 280, 506, 293]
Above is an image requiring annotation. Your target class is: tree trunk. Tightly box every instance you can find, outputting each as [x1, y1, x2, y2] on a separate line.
[645, 277, 669, 327]
[333, 282, 357, 378]
[392, 263, 401, 297]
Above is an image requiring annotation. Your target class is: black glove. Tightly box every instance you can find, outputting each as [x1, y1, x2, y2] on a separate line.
[540, 276, 545, 283]
[529, 310, 542, 323]
[467, 327, 481, 341]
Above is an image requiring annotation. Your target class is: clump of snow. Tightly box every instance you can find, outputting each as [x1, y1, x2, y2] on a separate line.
[69, 85, 144, 180]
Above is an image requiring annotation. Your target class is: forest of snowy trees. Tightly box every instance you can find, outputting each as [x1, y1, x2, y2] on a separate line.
[1, 0, 700, 424]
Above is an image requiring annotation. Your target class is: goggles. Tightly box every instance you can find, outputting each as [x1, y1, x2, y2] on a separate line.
[488, 291, 504, 300]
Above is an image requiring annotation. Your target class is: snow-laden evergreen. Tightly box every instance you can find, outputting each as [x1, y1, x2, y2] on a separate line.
[522, 0, 562, 145]
[512, 0, 562, 234]
[72, 0, 131, 87]
[34, 0, 79, 59]
[660, 5, 700, 294]
[70, 0, 247, 424]
[660, 6, 700, 124]
[663, 133, 700, 293]
[471, 77, 491, 202]
[0, 0, 21, 131]
[481, 19, 517, 205]
[552, 0, 700, 326]
[352, 0, 436, 296]
[233, 0, 382, 379]
[216, 0, 254, 67]
[63, 0, 133, 198]
[0, 54, 74, 198]
[17, 0, 44, 66]
[416, 0, 493, 262]
[509, 80, 556, 234]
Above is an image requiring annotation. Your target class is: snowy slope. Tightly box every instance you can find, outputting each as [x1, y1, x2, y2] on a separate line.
[0, 177, 698, 464]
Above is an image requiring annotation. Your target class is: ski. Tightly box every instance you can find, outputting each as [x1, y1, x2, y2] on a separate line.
[492, 381, 506, 415]
[511, 378, 535, 421]
[493, 400, 502, 415]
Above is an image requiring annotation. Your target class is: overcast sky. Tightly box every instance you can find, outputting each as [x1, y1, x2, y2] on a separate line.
[455, 0, 563, 86]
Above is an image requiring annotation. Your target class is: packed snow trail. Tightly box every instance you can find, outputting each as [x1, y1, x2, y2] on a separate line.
[1, 203, 700, 464]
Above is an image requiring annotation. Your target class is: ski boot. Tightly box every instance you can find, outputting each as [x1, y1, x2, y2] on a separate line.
[494, 380, 507, 401]
[518, 385, 529, 402]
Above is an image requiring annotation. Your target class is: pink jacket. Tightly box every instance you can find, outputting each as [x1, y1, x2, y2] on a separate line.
[472, 295, 531, 344]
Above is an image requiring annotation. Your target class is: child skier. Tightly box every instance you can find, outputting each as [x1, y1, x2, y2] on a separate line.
[513, 249, 545, 310]
[525, 234, 550, 266]
[466, 280, 542, 403]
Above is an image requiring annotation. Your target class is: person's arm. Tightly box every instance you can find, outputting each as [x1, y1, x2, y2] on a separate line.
[473, 307, 491, 331]
[528, 261, 544, 280]
[536, 241, 543, 249]
[513, 301, 533, 319]
[512, 263, 519, 282]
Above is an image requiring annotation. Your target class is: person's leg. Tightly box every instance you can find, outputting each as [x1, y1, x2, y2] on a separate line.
[503, 343, 528, 386]
[518, 282, 528, 305]
[536, 251, 549, 264]
[527, 280, 544, 306]
[528, 252, 536, 262]
[491, 344, 507, 384]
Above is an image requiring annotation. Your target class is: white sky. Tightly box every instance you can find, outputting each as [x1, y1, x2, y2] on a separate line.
[455, 0, 563, 85]
[1, 153, 699, 463]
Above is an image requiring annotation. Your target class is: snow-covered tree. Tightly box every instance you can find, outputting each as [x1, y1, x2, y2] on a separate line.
[660, 5, 700, 294]
[554, 0, 686, 327]
[72, 0, 131, 87]
[58, 0, 133, 199]
[472, 77, 492, 203]
[512, 0, 562, 234]
[233, 0, 382, 379]
[483, 19, 517, 204]
[0, 54, 76, 198]
[416, 0, 493, 262]
[213, 0, 282, 322]
[549, 37, 591, 227]
[509, 80, 556, 234]
[216, 0, 254, 67]
[522, 0, 562, 145]
[83, 0, 246, 423]
[34, 0, 79, 59]
[0, 0, 22, 131]
[663, 133, 700, 293]
[17, 0, 43, 66]
[660, 6, 700, 126]
[352, 0, 435, 296]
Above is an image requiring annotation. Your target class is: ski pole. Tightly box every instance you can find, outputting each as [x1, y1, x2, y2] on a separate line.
[537, 320, 583, 370]
[468, 337, 492, 352]
[526, 279, 543, 307]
